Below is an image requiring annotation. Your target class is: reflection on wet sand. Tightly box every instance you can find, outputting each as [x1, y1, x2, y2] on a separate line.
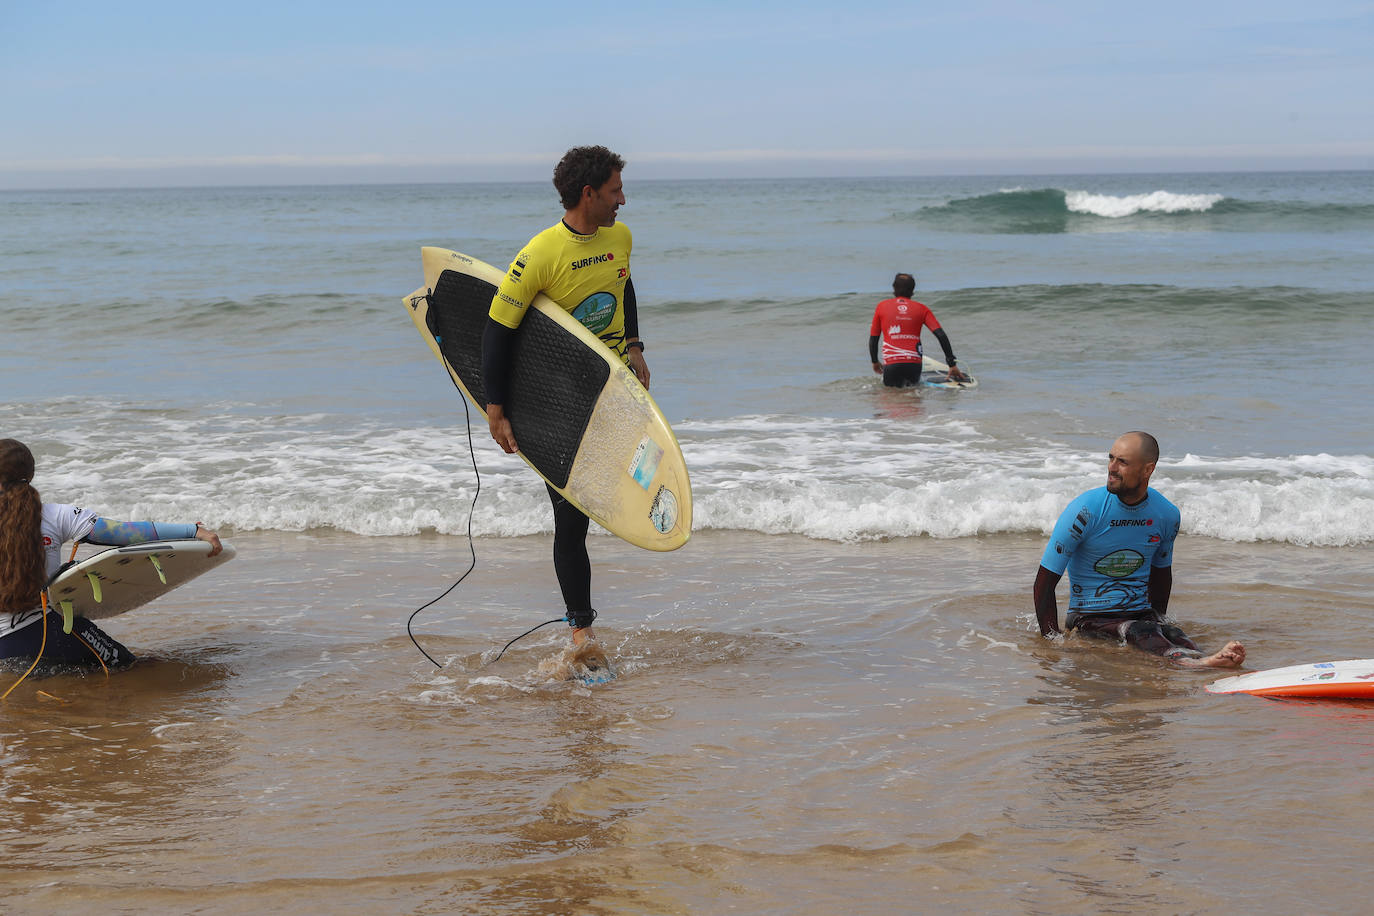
[0, 656, 238, 857]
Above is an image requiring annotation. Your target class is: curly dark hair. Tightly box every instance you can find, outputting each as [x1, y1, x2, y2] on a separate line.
[0, 439, 45, 614]
[892, 273, 916, 298]
[553, 146, 626, 210]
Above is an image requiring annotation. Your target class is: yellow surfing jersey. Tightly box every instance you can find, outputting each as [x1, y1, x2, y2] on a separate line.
[489, 220, 633, 363]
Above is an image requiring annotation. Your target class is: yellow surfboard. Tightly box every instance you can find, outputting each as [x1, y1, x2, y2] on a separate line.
[403, 247, 691, 551]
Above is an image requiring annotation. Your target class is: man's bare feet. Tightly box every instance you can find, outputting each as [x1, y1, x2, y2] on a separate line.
[1179, 640, 1246, 669]
[570, 627, 608, 671]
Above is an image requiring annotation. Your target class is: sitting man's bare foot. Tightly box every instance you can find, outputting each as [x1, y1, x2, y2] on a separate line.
[1182, 640, 1246, 669]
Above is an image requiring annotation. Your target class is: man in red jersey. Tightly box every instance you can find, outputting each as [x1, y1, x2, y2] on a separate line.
[868, 272, 967, 387]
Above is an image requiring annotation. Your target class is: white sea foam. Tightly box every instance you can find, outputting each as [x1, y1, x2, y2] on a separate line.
[1064, 190, 1224, 218]
[20, 411, 1374, 548]
[681, 422, 1374, 547]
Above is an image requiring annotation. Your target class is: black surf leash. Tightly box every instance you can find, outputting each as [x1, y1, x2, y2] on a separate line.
[404, 290, 575, 671]
[487, 616, 568, 666]
[406, 290, 482, 669]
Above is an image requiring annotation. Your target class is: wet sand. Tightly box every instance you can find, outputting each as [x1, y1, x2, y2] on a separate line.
[3, 529, 1373, 914]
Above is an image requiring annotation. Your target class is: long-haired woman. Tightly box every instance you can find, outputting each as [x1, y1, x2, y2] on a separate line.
[0, 438, 222, 669]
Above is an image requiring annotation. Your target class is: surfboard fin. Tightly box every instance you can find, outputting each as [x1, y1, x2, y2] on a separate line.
[60, 599, 74, 634]
[148, 554, 167, 585]
[86, 572, 103, 603]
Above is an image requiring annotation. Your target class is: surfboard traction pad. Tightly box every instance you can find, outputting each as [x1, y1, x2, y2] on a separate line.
[426, 269, 610, 489]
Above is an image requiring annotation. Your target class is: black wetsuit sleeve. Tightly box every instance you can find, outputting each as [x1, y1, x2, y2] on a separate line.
[623, 277, 639, 340]
[1033, 565, 1063, 636]
[868, 335, 880, 363]
[1148, 565, 1173, 613]
[932, 327, 957, 365]
[481, 318, 518, 406]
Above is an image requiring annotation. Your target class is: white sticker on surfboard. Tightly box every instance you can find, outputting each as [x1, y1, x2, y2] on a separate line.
[649, 485, 679, 534]
[628, 436, 665, 490]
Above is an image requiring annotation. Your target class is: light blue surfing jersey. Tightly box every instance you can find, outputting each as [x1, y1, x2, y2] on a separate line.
[1040, 486, 1181, 615]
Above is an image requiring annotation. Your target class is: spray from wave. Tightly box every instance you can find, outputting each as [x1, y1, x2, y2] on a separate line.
[909, 188, 1374, 234]
[1062, 190, 1223, 217]
[911, 188, 1225, 233]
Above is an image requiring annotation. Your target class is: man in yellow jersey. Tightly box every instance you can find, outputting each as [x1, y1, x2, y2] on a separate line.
[481, 145, 649, 660]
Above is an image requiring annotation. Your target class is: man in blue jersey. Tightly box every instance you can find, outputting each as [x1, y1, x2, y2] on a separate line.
[1032, 431, 1245, 668]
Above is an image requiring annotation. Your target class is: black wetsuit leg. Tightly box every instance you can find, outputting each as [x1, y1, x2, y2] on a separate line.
[546, 484, 594, 628]
[1121, 618, 1200, 657]
[1068, 610, 1201, 659]
[882, 362, 923, 388]
[1152, 621, 1200, 654]
[0, 612, 136, 668]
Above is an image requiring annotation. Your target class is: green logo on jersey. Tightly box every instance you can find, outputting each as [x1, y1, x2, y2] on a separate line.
[1094, 549, 1145, 579]
[573, 291, 617, 334]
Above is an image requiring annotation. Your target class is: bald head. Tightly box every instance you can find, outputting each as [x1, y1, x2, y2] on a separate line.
[1106, 431, 1159, 504]
[1120, 431, 1159, 464]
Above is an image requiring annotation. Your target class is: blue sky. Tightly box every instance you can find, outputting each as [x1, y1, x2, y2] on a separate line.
[2, 0, 1371, 187]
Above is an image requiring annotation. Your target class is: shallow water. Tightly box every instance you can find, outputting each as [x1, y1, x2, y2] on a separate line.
[3, 531, 1372, 913]
[3, 171, 1371, 911]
